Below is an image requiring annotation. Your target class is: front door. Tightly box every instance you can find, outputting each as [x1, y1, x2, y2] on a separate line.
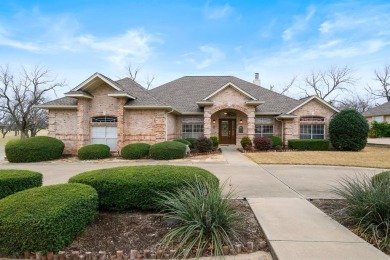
[219, 119, 236, 144]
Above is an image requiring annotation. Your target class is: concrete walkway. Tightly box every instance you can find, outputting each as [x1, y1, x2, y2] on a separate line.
[218, 146, 388, 260]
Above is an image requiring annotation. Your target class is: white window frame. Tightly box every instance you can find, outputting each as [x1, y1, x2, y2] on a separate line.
[299, 124, 325, 139]
[91, 126, 118, 151]
[181, 117, 204, 139]
[255, 117, 274, 137]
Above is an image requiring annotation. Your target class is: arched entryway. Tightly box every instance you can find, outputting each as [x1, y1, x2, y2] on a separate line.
[210, 109, 248, 145]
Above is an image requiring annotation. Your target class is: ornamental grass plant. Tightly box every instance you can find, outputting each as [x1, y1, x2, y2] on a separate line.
[156, 177, 242, 258]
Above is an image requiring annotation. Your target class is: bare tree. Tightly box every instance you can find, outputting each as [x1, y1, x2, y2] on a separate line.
[0, 65, 64, 138]
[28, 108, 48, 137]
[0, 115, 14, 138]
[144, 74, 156, 90]
[270, 75, 297, 95]
[336, 94, 373, 113]
[301, 66, 356, 101]
[125, 62, 156, 89]
[366, 64, 390, 102]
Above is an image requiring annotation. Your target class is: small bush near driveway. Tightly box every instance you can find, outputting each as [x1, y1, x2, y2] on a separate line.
[253, 136, 272, 150]
[0, 170, 42, 199]
[78, 144, 111, 160]
[121, 143, 150, 159]
[150, 141, 186, 160]
[195, 136, 214, 153]
[288, 139, 330, 151]
[69, 165, 219, 211]
[240, 136, 252, 149]
[5, 136, 64, 163]
[0, 183, 98, 255]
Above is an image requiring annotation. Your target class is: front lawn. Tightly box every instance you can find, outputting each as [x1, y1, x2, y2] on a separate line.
[246, 147, 390, 169]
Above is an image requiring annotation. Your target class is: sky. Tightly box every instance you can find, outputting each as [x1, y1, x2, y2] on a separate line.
[0, 0, 389, 102]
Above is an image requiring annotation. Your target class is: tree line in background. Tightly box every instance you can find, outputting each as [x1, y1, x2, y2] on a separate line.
[270, 64, 390, 113]
[0, 63, 389, 139]
[0, 65, 64, 138]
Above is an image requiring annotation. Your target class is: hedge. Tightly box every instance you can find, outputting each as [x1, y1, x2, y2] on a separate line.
[372, 171, 390, 186]
[270, 136, 283, 147]
[121, 143, 150, 159]
[173, 139, 191, 146]
[5, 136, 64, 163]
[0, 170, 42, 199]
[288, 139, 330, 151]
[69, 165, 219, 211]
[77, 144, 111, 160]
[0, 183, 98, 255]
[150, 141, 186, 160]
[185, 138, 197, 149]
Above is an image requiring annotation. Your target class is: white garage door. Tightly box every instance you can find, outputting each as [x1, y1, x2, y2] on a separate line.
[91, 126, 117, 151]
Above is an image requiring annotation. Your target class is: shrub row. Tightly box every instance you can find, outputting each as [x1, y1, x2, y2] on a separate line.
[121, 143, 150, 159]
[0, 170, 42, 199]
[369, 121, 390, 138]
[77, 144, 111, 160]
[5, 136, 64, 163]
[150, 141, 187, 160]
[0, 183, 98, 255]
[240, 136, 282, 150]
[69, 165, 219, 211]
[288, 139, 330, 151]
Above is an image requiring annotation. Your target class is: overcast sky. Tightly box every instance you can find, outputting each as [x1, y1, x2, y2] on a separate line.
[0, 0, 389, 102]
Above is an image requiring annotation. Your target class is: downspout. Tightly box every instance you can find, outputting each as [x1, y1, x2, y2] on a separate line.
[275, 116, 284, 146]
[165, 107, 175, 141]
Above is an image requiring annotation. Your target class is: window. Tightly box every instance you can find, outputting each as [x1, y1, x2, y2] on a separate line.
[255, 117, 274, 137]
[91, 116, 118, 123]
[91, 126, 117, 151]
[182, 117, 204, 139]
[300, 125, 324, 139]
[299, 116, 325, 139]
[374, 116, 384, 123]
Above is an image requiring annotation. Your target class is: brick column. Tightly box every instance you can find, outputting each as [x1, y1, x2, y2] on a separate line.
[77, 99, 90, 151]
[204, 109, 211, 137]
[155, 110, 166, 142]
[247, 110, 255, 140]
[116, 98, 127, 151]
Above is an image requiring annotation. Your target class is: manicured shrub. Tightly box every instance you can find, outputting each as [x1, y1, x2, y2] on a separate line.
[240, 136, 252, 149]
[370, 121, 390, 138]
[69, 165, 219, 211]
[288, 139, 329, 151]
[270, 136, 283, 147]
[0, 170, 42, 199]
[253, 136, 272, 150]
[174, 139, 191, 146]
[196, 137, 213, 153]
[77, 144, 111, 160]
[210, 136, 219, 148]
[121, 143, 150, 159]
[372, 171, 390, 187]
[156, 178, 240, 258]
[150, 141, 186, 160]
[5, 136, 64, 163]
[185, 138, 197, 149]
[0, 183, 98, 255]
[334, 176, 390, 250]
[329, 109, 369, 151]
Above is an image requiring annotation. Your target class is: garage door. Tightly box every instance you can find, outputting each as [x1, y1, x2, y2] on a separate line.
[91, 126, 117, 151]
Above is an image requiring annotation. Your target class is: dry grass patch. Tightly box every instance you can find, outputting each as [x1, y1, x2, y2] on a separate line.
[0, 130, 48, 145]
[246, 147, 390, 169]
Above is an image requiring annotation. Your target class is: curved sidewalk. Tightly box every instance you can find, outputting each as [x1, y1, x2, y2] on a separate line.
[219, 146, 389, 260]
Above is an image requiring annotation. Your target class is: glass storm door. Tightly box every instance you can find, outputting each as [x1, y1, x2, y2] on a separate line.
[219, 119, 236, 144]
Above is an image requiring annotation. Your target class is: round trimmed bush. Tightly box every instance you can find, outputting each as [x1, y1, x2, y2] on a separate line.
[185, 138, 197, 149]
[174, 139, 191, 146]
[253, 136, 272, 150]
[210, 136, 219, 148]
[372, 171, 390, 186]
[329, 109, 369, 151]
[270, 136, 283, 147]
[240, 136, 252, 149]
[69, 165, 219, 211]
[5, 136, 64, 163]
[121, 143, 150, 159]
[0, 183, 98, 255]
[77, 144, 111, 160]
[150, 141, 186, 160]
[0, 170, 42, 199]
[196, 137, 213, 153]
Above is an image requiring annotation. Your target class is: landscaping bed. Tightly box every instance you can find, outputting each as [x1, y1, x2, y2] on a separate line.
[311, 199, 390, 256]
[65, 199, 269, 257]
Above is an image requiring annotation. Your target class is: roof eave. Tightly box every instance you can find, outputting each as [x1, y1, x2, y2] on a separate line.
[107, 93, 136, 99]
[245, 101, 265, 107]
[73, 73, 122, 92]
[203, 82, 258, 101]
[65, 93, 93, 99]
[287, 96, 339, 114]
[35, 105, 78, 109]
[196, 101, 214, 107]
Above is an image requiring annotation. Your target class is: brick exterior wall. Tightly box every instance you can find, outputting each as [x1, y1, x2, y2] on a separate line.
[283, 99, 336, 144]
[48, 109, 78, 154]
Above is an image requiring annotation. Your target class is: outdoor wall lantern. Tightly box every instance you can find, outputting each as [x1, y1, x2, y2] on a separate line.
[213, 119, 216, 124]
[239, 119, 243, 124]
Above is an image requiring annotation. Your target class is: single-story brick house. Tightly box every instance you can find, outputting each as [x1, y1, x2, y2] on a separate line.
[38, 73, 339, 154]
[363, 101, 390, 123]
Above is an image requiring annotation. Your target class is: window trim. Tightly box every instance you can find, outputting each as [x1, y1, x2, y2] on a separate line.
[299, 124, 325, 139]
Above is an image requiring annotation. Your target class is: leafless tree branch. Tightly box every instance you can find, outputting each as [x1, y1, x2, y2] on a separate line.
[366, 64, 390, 102]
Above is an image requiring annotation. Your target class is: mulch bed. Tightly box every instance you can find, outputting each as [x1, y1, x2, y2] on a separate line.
[66, 199, 269, 257]
[310, 199, 389, 256]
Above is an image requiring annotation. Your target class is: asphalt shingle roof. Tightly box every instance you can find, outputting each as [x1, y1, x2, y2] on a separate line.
[150, 76, 302, 113]
[41, 97, 77, 106]
[363, 101, 390, 116]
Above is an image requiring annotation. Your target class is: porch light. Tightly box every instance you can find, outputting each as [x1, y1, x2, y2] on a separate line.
[213, 119, 216, 124]
[239, 119, 243, 124]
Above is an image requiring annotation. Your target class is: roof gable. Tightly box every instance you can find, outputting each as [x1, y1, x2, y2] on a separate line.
[73, 72, 123, 92]
[203, 82, 257, 101]
[287, 96, 339, 114]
